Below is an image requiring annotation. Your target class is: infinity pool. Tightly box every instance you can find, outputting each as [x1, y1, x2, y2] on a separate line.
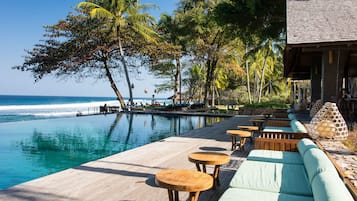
[0, 113, 226, 190]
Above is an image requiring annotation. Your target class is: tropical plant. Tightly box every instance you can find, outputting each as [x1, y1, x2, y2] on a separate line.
[148, 13, 186, 104]
[14, 13, 130, 109]
[176, 0, 238, 107]
[77, 0, 158, 107]
[215, 0, 286, 41]
[183, 64, 205, 103]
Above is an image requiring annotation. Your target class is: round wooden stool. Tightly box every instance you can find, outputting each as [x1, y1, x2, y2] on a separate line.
[226, 130, 252, 151]
[188, 152, 230, 188]
[155, 169, 213, 201]
[249, 119, 265, 131]
[238, 125, 259, 142]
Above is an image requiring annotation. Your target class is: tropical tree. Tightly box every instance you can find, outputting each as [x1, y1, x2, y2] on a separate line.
[176, 0, 238, 107]
[215, 0, 286, 41]
[183, 64, 205, 102]
[214, 0, 286, 104]
[242, 37, 286, 103]
[148, 14, 185, 104]
[14, 13, 131, 109]
[77, 0, 158, 107]
[213, 42, 245, 105]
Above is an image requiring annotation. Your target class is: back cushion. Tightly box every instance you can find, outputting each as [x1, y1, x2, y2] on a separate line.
[291, 120, 308, 133]
[311, 171, 354, 201]
[288, 113, 296, 120]
[297, 138, 318, 157]
[303, 148, 339, 183]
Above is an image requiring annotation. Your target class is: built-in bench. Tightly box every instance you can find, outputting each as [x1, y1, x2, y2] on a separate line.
[219, 139, 354, 201]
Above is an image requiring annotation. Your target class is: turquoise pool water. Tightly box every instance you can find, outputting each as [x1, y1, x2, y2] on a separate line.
[0, 113, 226, 190]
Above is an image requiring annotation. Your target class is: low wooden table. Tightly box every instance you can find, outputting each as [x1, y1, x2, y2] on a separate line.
[155, 169, 213, 201]
[226, 130, 252, 151]
[188, 152, 230, 188]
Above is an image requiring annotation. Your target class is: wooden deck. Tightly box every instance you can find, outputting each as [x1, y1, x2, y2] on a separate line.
[0, 116, 253, 201]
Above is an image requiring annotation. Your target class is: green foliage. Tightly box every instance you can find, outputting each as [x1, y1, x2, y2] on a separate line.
[214, 0, 286, 41]
[77, 0, 158, 106]
[14, 13, 116, 80]
[183, 64, 205, 102]
[175, 0, 241, 105]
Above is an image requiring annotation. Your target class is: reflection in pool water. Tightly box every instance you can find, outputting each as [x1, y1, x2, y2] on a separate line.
[0, 113, 226, 190]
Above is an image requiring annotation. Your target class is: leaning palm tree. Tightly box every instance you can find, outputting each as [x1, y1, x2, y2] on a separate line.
[77, 0, 157, 108]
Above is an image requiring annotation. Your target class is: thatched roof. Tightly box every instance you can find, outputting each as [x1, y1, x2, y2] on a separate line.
[287, 0, 357, 45]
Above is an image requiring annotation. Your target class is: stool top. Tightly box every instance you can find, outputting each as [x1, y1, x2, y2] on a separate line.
[155, 169, 213, 192]
[188, 152, 230, 165]
[238, 125, 259, 131]
[249, 119, 265, 123]
[226, 130, 251, 137]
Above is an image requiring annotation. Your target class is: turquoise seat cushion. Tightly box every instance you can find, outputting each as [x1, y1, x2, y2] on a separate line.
[311, 171, 354, 201]
[290, 120, 308, 133]
[288, 113, 296, 120]
[263, 126, 293, 132]
[303, 148, 339, 183]
[247, 150, 303, 165]
[297, 138, 319, 157]
[219, 188, 314, 201]
[229, 160, 312, 196]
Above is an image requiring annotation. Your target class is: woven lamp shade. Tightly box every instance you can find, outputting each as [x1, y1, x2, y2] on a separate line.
[310, 102, 348, 140]
[310, 99, 323, 118]
[316, 120, 335, 139]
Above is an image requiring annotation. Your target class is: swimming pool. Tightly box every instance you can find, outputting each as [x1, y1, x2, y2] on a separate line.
[0, 113, 226, 190]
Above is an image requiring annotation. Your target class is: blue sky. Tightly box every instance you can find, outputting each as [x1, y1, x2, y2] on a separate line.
[0, 0, 179, 98]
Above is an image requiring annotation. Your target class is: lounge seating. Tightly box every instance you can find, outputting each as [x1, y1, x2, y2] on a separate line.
[263, 119, 307, 133]
[219, 138, 354, 201]
[260, 119, 309, 141]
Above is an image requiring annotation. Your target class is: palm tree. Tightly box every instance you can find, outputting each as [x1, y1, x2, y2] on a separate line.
[77, 0, 157, 108]
[152, 14, 185, 104]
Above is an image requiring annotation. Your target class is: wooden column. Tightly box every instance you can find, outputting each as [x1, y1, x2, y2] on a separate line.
[321, 49, 338, 102]
[310, 56, 322, 103]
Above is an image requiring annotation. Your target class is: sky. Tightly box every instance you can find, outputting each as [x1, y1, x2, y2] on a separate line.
[0, 0, 179, 98]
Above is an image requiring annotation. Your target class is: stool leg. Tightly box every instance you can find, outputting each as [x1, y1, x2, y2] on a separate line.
[195, 163, 201, 172]
[230, 135, 234, 150]
[189, 192, 200, 201]
[174, 191, 179, 201]
[231, 135, 237, 151]
[167, 189, 174, 201]
[202, 164, 207, 173]
[213, 165, 221, 186]
[240, 137, 246, 151]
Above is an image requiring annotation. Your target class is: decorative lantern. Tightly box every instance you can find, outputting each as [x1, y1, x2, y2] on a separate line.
[316, 120, 335, 139]
[310, 99, 323, 118]
[310, 102, 349, 140]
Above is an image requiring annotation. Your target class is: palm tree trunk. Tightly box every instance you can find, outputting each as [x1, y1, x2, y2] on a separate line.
[204, 59, 212, 107]
[245, 45, 252, 104]
[117, 27, 134, 108]
[174, 57, 181, 104]
[104, 61, 126, 109]
[211, 85, 215, 107]
[258, 49, 269, 103]
[254, 69, 258, 103]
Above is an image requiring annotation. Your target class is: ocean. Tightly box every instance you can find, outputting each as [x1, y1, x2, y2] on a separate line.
[0, 95, 170, 123]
